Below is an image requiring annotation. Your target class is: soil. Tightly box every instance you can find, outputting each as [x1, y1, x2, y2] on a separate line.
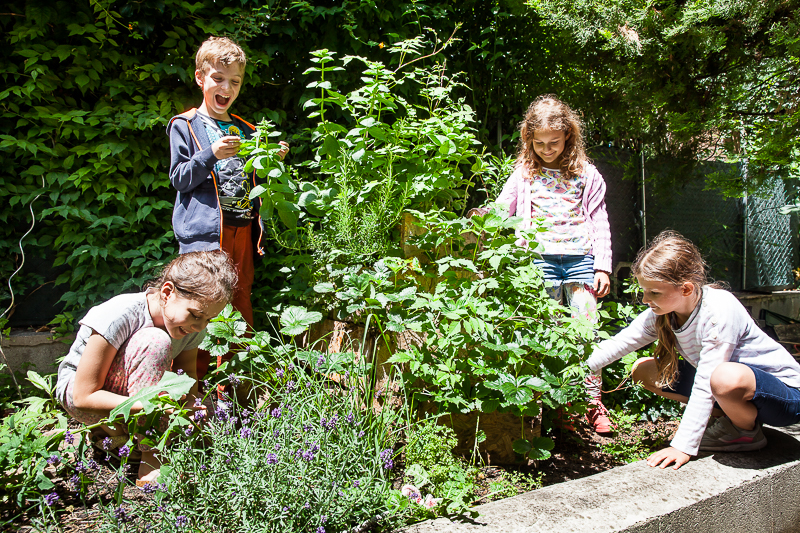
[4, 417, 679, 532]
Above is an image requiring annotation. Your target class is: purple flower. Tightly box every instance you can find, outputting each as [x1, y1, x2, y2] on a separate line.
[240, 427, 252, 439]
[185, 426, 194, 437]
[380, 448, 394, 470]
[346, 413, 355, 425]
[47, 454, 61, 466]
[375, 389, 383, 399]
[286, 380, 295, 392]
[322, 415, 338, 431]
[301, 449, 315, 461]
[358, 430, 365, 438]
[288, 363, 294, 372]
[194, 397, 202, 408]
[271, 408, 282, 419]
[316, 353, 325, 367]
[282, 506, 288, 512]
[276, 368, 285, 379]
[266, 453, 279, 465]
[304, 502, 311, 509]
[193, 410, 206, 422]
[229, 374, 241, 388]
[102, 437, 113, 450]
[75, 461, 88, 473]
[114, 505, 132, 523]
[303, 424, 313, 433]
[353, 479, 360, 487]
[118, 445, 130, 458]
[88, 459, 100, 471]
[317, 527, 325, 533]
[139, 482, 157, 494]
[44, 492, 59, 506]
[176, 368, 185, 375]
[321, 514, 328, 523]
[64, 430, 75, 445]
[175, 515, 188, 528]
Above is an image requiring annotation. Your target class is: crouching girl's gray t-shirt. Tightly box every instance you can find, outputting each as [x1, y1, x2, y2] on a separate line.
[55, 290, 205, 404]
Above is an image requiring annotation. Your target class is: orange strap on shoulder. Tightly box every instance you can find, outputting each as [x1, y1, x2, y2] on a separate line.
[230, 113, 256, 131]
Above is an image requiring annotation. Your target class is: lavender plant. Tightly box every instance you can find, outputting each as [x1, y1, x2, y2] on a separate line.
[68, 307, 403, 532]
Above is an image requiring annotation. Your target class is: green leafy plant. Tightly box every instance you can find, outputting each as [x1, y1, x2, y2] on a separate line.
[251, 42, 487, 272]
[0, 371, 68, 519]
[402, 419, 479, 516]
[317, 205, 596, 462]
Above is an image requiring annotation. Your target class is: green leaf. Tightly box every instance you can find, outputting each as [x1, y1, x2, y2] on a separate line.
[26, 371, 51, 394]
[110, 372, 195, 421]
[279, 306, 323, 336]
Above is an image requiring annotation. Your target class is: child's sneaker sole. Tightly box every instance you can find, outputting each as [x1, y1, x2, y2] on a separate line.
[700, 436, 767, 452]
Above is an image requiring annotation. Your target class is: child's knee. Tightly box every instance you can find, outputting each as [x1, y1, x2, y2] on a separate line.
[128, 327, 173, 358]
[710, 362, 752, 396]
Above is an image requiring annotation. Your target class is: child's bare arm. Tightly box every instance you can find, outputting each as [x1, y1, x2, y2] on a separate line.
[72, 333, 143, 415]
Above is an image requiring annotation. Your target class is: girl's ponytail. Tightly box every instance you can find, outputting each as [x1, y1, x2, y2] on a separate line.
[631, 231, 708, 388]
[653, 314, 681, 387]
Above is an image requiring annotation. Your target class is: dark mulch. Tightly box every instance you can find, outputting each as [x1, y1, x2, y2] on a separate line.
[471, 417, 679, 504]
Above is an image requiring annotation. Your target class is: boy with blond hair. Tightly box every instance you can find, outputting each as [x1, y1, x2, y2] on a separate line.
[167, 36, 288, 378]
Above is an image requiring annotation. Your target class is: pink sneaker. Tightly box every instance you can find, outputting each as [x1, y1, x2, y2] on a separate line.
[586, 399, 614, 435]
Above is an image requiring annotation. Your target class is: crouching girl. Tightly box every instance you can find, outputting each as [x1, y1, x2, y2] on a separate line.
[587, 230, 800, 469]
[55, 251, 237, 483]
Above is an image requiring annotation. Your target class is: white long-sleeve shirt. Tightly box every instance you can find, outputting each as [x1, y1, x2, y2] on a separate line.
[587, 286, 800, 455]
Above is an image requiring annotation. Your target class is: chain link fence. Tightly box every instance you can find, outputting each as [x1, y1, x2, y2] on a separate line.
[594, 150, 797, 292]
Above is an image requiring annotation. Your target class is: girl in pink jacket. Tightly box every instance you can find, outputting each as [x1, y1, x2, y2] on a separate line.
[496, 95, 613, 433]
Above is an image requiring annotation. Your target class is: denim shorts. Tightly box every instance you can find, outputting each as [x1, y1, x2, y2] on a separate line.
[663, 359, 800, 427]
[533, 254, 595, 286]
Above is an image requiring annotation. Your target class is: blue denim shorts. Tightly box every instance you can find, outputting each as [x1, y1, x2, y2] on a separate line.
[533, 254, 595, 286]
[663, 359, 800, 427]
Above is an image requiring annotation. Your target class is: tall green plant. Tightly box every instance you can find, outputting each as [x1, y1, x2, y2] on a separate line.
[316, 205, 595, 460]
[248, 43, 487, 270]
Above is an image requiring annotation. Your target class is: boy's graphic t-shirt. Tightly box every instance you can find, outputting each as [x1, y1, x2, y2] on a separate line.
[529, 167, 591, 255]
[197, 112, 253, 227]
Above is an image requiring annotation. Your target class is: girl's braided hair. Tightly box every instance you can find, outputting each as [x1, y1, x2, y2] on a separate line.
[151, 251, 238, 306]
[517, 94, 587, 181]
[631, 230, 709, 388]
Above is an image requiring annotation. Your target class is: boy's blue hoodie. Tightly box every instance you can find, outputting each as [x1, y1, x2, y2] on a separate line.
[167, 108, 264, 255]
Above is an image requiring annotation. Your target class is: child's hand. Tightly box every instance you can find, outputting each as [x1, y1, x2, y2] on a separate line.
[277, 141, 290, 161]
[646, 446, 690, 470]
[212, 135, 241, 160]
[594, 271, 611, 298]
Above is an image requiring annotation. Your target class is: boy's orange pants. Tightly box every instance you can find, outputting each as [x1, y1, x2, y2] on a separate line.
[195, 223, 255, 379]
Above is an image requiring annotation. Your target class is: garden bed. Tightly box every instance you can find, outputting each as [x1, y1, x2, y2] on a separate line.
[5, 415, 678, 532]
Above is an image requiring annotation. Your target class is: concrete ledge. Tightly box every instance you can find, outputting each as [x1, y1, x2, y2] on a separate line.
[0, 331, 73, 375]
[403, 424, 800, 533]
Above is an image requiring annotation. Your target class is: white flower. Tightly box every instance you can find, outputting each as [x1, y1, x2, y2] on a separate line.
[422, 494, 441, 509]
[401, 484, 419, 498]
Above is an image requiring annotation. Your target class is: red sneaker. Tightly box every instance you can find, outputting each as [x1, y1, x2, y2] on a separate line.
[586, 399, 614, 435]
